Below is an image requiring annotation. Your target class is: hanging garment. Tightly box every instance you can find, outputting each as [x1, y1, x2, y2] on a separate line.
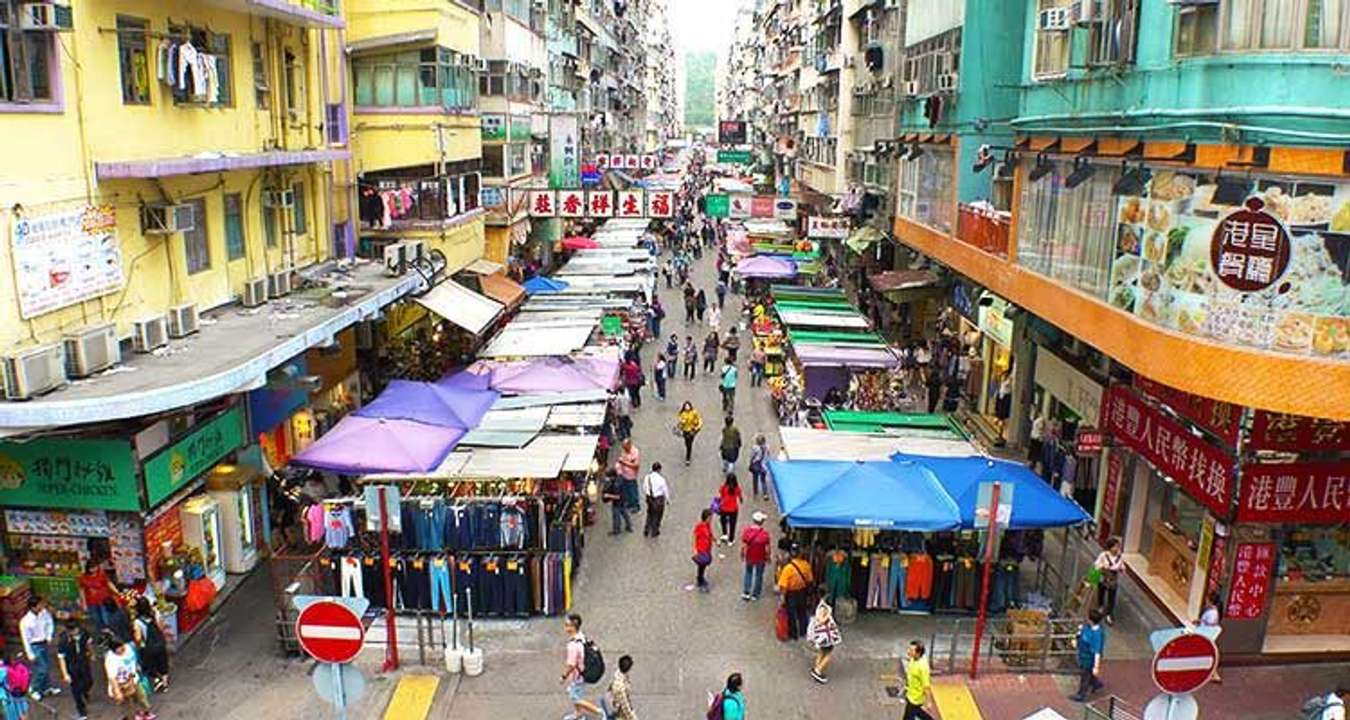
[429, 556, 453, 614]
[823, 552, 851, 602]
[503, 555, 530, 616]
[339, 556, 364, 599]
[888, 553, 908, 609]
[867, 553, 891, 609]
[305, 503, 326, 544]
[446, 504, 473, 550]
[177, 42, 199, 91]
[324, 507, 354, 549]
[500, 505, 527, 549]
[453, 557, 476, 616]
[398, 557, 427, 610]
[317, 556, 338, 596]
[953, 558, 979, 610]
[362, 556, 386, 608]
[906, 553, 934, 602]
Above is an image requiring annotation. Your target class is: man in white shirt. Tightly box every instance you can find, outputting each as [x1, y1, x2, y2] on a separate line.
[20, 595, 59, 700]
[641, 462, 670, 538]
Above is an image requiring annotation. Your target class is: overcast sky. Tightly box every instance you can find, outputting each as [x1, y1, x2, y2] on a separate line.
[669, 0, 739, 58]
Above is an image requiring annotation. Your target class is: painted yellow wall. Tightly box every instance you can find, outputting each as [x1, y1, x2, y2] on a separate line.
[381, 217, 487, 273]
[484, 224, 510, 264]
[0, 1, 342, 353]
[346, 0, 480, 52]
[351, 114, 481, 174]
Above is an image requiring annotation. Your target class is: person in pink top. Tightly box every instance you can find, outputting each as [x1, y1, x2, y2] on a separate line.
[616, 439, 642, 512]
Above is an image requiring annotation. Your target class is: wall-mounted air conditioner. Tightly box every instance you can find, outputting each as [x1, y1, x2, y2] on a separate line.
[132, 316, 170, 353]
[18, 3, 73, 31]
[384, 242, 408, 276]
[166, 303, 200, 338]
[937, 72, 959, 92]
[243, 276, 268, 307]
[1039, 7, 1071, 31]
[268, 267, 294, 298]
[141, 203, 196, 235]
[2, 343, 66, 400]
[902, 80, 920, 96]
[63, 323, 120, 378]
[403, 239, 426, 263]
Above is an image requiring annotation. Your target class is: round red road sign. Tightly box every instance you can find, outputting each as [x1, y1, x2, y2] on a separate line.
[295, 600, 365, 664]
[1152, 633, 1218, 695]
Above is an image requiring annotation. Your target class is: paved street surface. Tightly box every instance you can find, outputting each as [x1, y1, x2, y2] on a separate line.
[47, 245, 1350, 719]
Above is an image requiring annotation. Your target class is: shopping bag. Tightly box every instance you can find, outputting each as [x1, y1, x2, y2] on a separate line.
[775, 605, 790, 642]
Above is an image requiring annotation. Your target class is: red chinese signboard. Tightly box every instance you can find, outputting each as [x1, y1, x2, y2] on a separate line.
[586, 191, 613, 218]
[1133, 376, 1242, 447]
[1076, 429, 1105, 455]
[1101, 385, 1236, 517]
[1205, 530, 1228, 602]
[1236, 462, 1350, 524]
[1225, 542, 1276, 620]
[1210, 197, 1292, 292]
[1097, 449, 1124, 545]
[527, 191, 556, 217]
[1249, 411, 1350, 452]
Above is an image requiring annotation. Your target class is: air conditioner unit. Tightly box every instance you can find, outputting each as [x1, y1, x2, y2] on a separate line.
[141, 203, 196, 235]
[132, 316, 170, 353]
[843, 56, 855, 69]
[2, 344, 66, 400]
[242, 276, 268, 307]
[267, 267, 293, 298]
[62, 324, 119, 378]
[938, 72, 959, 92]
[1039, 7, 1071, 31]
[166, 302, 200, 338]
[477, 58, 488, 72]
[18, 3, 73, 31]
[403, 239, 426, 263]
[902, 80, 920, 96]
[384, 242, 408, 276]
[263, 188, 295, 209]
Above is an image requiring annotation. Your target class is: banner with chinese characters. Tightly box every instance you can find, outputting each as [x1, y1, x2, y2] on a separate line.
[808, 216, 850, 239]
[529, 189, 673, 219]
[143, 406, 246, 508]
[12, 205, 124, 319]
[1248, 411, 1350, 452]
[1133, 375, 1242, 447]
[1237, 462, 1349, 524]
[593, 154, 659, 170]
[1108, 173, 1349, 359]
[0, 437, 139, 511]
[1097, 449, 1125, 545]
[1100, 384, 1235, 517]
[1225, 542, 1276, 620]
[548, 115, 579, 189]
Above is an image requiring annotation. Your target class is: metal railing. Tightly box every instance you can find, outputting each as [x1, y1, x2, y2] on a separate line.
[1084, 696, 1143, 720]
[929, 615, 1084, 676]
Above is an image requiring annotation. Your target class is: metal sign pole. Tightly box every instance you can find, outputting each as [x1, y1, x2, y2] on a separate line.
[969, 481, 1001, 679]
[331, 663, 346, 720]
[379, 487, 399, 672]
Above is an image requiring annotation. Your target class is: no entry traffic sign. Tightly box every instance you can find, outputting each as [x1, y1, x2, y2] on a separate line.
[296, 599, 366, 664]
[1151, 633, 1218, 695]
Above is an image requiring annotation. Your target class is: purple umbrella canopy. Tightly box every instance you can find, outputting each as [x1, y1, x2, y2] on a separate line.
[479, 351, 621, 394]
[292, 416, 465, 474]
[734, 255, 798, 279]
[438, 368, 494, 392]
[354, 379, 498, 429]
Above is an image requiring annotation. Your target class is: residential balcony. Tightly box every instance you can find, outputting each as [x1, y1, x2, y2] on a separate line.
[955, 203, 1010, 257]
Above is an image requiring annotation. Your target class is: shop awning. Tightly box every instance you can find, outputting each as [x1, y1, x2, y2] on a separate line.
[481, 350, 621, 393]
[823, 410, 966, 439]
[464, 258, 505, 275]
[292, 416, 464, 474]
[779, 426, 978, 460]
[479, 322, 595, 358]
[845, 226, 883, 254]
[793, 342, 900, 368]
[478, 271, 526, 310]
[777, 309, 871, 329]
[786, 328, 886, 346]
[734, 255, 798, 279]
[768, 459, 961, 530]
[869, 269, 941, 294]
[415, 279, 504, 335]
[890, 453, 1092, 530]
[347, 28, 437, 54]
[523, 276, 570, 295]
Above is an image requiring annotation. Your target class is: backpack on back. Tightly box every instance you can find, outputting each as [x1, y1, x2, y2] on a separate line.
[6, 661, 30, 696]
[706, 691, 726, 720]
[1302, 694, 1344, 720]
[580, 639, 605, 684]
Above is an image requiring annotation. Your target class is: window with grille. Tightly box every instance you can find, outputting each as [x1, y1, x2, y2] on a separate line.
[0, 0, 55, 104]
[117, 16, 150, 105]
[184, 199, 211, 274]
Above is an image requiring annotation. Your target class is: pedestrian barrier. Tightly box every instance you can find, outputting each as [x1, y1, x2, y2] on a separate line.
[928, 615, 1083, 676]
[1082, 695, 1143, 720]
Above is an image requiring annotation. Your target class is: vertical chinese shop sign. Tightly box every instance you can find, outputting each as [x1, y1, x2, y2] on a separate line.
[1097, 450, 1125, 545]
[1225, 543, 1277, 620]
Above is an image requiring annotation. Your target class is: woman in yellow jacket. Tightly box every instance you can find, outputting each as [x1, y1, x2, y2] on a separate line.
[677, 402, 702, 466]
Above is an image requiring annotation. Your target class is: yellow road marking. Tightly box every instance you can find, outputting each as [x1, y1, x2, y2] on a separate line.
[383, 673, 440, 720]
[932, 681, 983, 720]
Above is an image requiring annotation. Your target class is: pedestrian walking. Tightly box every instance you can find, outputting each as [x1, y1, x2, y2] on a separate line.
[708, 303, 721, 330]
[696, 289, 708, 322]
[56, 618, 94, 720]
[653, 355, 667, 401]
[1094, 537, 1125, 625]
[747, 434, 770, 500]
[0, 654, 31, 720]
[719, 416, 742, 475]
[806, 600, 841, 684]
[925, 367, 943, 415]
[641, 463, 670, 537]
[702, 331, 720, 374]
[717, 474, 743, 543]
[692, 509, 715, 593]
[1198, 591, 1223, 683]
[131, 598, 169, 692]
[740, 511, 771, 601]
[749, 345, 766, 387]
[709, 673, 745, 720]
[720, 359, 738, 415]
[663, 262, 673, 289]
[616, 438, 642, 512]
[649, 297, 665, 338]
[602, 470, 633, 535]
[722, 328, 741, 364]
[684, 285, 697, 323]
[603, 655, 638, 720]
[104, 636, 154, 720]
[612, 390, 633, 441]
[716, 279, 728, 309]
[665, 334, 680, 380]
[677, 402, 703, 465]
[560, 615, 604, 719]
[901, 641, 935, 720]
[621, 357, 643, 409]
[777, 546, 814, 640]
[1070, 609, 1107, 702]
[19, 596, 58, 701]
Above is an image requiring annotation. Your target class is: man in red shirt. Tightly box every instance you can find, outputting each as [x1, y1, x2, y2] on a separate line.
[77, 560, 118, 631]
[740, 511, 772, 601]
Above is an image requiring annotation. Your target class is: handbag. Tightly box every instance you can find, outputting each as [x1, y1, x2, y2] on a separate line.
[1085, 567, 1103, 587]
[775, 605, 790, 642]
[693, 552, 712, 566]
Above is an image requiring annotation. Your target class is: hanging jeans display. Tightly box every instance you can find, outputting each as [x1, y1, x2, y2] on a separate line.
[429, 557, 454, 614]
[339, 556, 364, 598]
